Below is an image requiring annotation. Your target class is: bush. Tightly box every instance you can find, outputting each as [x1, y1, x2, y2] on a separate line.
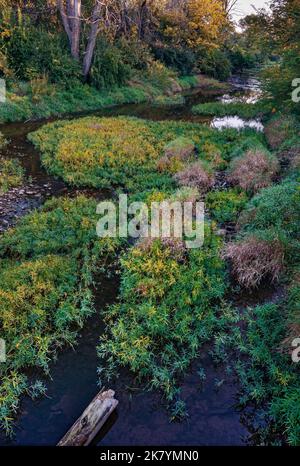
[0, 157, 24, 193]
[238, 181, 299, 239]
[223, 236, 285, 288]
[5, 26, 81, 86]
[205, 189, 248, 224]
[152, 45, 196, 75]
[197, 47, 232, 81]
[90, 38, 132, 90]
[237, 181, 300, 263]
[157, 137, 196, 173]
[0, 195, 121, 433]
[264, 114, 300, 150]
[29, 116, 249, 193]
[227, 149, 279, 193]
[192, 101, 273, 119]
[174, 161, 215, 193]
[97, 228, 226, 402]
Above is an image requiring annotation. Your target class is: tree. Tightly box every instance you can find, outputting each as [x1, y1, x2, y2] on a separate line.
[57, 0, 102, 77]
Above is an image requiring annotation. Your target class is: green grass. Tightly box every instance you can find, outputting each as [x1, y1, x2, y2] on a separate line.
[0, 157, 25, 193]
[192, 100, 274, 119]
[234, 297, 300, 445]
[98, 228, 227, 405]
[0, 132, 7, 149]
[28, 116, 264, 193]
[0, 74, 223, 124]
[0, 195, 122, 434]
[205, 188, 249, 224]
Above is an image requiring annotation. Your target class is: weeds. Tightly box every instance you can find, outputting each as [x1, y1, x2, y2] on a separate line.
[0, 195, 121, 433]
[0, 157, 25, 193]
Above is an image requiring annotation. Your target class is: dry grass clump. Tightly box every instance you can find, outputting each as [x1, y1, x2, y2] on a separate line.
[264, 116, 298, 150]
[137, 237, 187, 262]
[222, 236, 285, 288]
[174, 162, 215, 193]
[227, 149, 279, 193]
[157, 137, 196, 173]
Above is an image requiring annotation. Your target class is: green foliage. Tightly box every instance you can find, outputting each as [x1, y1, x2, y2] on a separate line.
[234, 300, 300, 445]
[0, 71, 214, 124]
[192, 101, 273, 119]
[97, 229, 227, 401]
[90, 38, 131, 90]
[0, 157, 24, 193]
[28, 116, 260, 193]
[0, 195, 121, 433]
[0, 131, 7, 148]
[227, 47, 257, 73]
[206, 189, 248, 224]
[197, 47, 232, 81]
[153, 45, 196, 75]
[238, 180, 300, 262]
[4, 25, 81, 85]
[261, 50, 300, 114]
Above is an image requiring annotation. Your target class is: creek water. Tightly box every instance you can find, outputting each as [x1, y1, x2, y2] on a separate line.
[0, 76, 269, 446]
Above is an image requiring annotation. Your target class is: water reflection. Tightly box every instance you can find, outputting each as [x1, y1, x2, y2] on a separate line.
[212, 116, 264, 131]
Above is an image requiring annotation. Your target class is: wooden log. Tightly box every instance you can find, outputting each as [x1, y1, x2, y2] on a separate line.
[58, 389, 118, 446]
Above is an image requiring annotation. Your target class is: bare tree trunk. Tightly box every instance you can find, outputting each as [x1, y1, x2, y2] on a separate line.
[58, 0, 102, 78]
[71, 0, 81, 60]
[57, 0, 72, 45]
[82, 1, 102, 78]
[57, 0, 81, 60]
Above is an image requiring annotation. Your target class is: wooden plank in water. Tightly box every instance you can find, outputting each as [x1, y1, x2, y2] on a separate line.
[57, 389, 118, 446]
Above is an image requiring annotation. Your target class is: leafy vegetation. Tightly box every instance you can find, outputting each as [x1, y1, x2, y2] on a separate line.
[0, 195, 121, 434]
[98, 230, 227, 403]
[192, 101, 273, 119]
[205, 189, 248, 224]
[234, 297, 300, 445]
[0, 157, 24, 193]
[29, 116, 263, 193]
[227, 149, 280, 194]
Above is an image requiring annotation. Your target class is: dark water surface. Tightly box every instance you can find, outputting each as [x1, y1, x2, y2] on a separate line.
[0, 79, 265, 446]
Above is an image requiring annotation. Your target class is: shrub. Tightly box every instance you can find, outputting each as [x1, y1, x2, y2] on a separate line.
[192, 101, 273, 119]
[0, 132, 7, 149]
[164, 137, 196, 160]
[157, 137, 196, 173]
[234, 301, 300, 445]
[197, 47, 232, 81]
[174, 161, 215, 193]
[152, 45, 196, 75]
[238, 181, 299, 239]
[5, 26, 81, 86]
[201, 141, 227, 169]
[90, 38, 132, 90]
[227, 149, 279, 193]
[29, 116, 248, 192]
[264, 115, 300, 150]
[0, 157, 24, 193]
[205, 189, 248, 224]
[0, 195, 121, 433]
[223, 236, 285, 288]
[97, 228, 226, 402]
